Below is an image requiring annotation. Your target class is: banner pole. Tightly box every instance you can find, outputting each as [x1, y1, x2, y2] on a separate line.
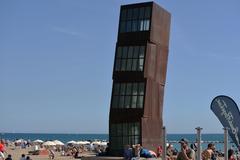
[195, 127, 202, 160]
[162, 126, 166, 160]
[224, 127, 229, 160]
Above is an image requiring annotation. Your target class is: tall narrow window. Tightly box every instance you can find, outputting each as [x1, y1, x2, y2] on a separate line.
[110, 122, 140, 151]
[119, 6, 151, 33]
[111, 82, 145, 109]
[114, 46, 145, 72]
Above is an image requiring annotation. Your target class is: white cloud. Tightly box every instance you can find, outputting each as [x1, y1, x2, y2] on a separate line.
[51, 26, 82, 37]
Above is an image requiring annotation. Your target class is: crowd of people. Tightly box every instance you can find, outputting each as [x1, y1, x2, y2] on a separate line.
[123, 138, 240, 160]
[0, 139, 33, 160]
[1, 138, 240, 160]
[0, 138, 110, 160]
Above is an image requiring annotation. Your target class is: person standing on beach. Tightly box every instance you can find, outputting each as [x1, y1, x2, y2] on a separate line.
[49, 149, 55, 159]
[176, 138, 195, 160]
[202, 143, 216, 160]
[228, 149, 236, 160]
[0, 140, 6, 160]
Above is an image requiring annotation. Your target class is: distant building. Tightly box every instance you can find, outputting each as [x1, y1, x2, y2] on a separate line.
[109, 2, 171, 156]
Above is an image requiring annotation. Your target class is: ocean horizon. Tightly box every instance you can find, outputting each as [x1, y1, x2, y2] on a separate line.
[0, 132, 227, 142]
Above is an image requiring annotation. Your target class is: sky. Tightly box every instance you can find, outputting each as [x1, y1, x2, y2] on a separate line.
[0, 0, 240, 134]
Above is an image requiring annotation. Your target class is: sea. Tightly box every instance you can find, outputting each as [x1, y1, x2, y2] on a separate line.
[0, 133, 235, 151]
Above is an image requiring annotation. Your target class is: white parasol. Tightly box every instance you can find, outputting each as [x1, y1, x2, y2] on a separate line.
[67, 140, 77, 144]
[33, 139, 44, 143]
[53, 140, 64, 146]
[42, 141, 56, 146]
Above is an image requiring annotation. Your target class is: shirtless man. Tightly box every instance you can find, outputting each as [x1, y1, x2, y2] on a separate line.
[177, 138, 195, 160]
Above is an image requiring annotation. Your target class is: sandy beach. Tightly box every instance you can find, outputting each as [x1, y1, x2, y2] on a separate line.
[6, 146, 72, 160]
[5, 146, 103, 160]
[5, 147, 128, 160]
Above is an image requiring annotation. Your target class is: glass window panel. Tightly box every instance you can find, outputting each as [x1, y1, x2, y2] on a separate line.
[135, 136, 140, 144]
[127, 9, 133, 20]
[126, 59, 132, 71]
[132, 59, 137, 71]
[111, 96, 119, 108]
[140, 20, 144, 31]
[117, 123, 122, 136]
[121, 59, 127, 71]
[124, 96, 131, 108]
[113, 83, 120, 95]
[133, 46, 139, 58]
[119, 96, 125, 108]
[138, 62, 144, 71]
[126, 20, 132, 32]
[130, 124, 135, 135]
[132, 83, 138, 95]
[131, 96, 137, 108]
[122, 47, 128, 58]
[128, 46, 134, 58]
[115, 59, 121, 71]
[138, 83, 145, 95]
[117, 47, 122, 58]
[121, 9, 127, 21]
[123, 136, 128, 146]
[120, 21, 126, 33]
[123, 123, 128, 136]
[139, 7, 144, 19]
[139, 46, 145, 59]
[144, 7, 151, 18]
[133, 8, 138, 19]
[137, 96, 144, 108]
[116, 137, 122, 149]
[111, 137, 117, 148]
[111, 124, 117, 136]
[120, 83, 126, 95]
[144, 19, 150, 30]
[135, 123, 140, 135]
[126, 83, 132, 95]
[128, 136, 133, 145]
[128, 123, 132, 135]
[132, 20, 138, 32]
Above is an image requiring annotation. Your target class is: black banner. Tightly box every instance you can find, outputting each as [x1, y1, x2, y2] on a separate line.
[211, 95, 240, 147]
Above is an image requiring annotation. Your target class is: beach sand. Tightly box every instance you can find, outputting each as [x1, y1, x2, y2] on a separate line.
[5, 146, 124, 160]
[6, 146, 70, 160]
[5, 146, 224, 160]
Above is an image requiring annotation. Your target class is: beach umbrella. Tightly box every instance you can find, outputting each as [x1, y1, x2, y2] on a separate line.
[76, 141, 90, 145]
[15, 139, 24, 143]
[53, 140, 64, 146]
[67, 140, 77, 144]
[43, 141, 56, 146]
[83, 141, 90, 144]
[33, 139, 44, 143]
[92, 141, 101, 146]
[99, 141, 108, 146]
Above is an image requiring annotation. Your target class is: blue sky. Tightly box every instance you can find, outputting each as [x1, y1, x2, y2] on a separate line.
[0, 0, 240, 134]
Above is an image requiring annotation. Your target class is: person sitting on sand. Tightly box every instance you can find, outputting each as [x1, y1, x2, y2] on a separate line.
[135, 144, 156, 158]
[20, 154, 26, 160]
[5, 154, 12, 160]
[157, 145, 163, 157]
[124, 144, 133, 160]
[26, 156, 32, 160]
[176, 138, 195, 160]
